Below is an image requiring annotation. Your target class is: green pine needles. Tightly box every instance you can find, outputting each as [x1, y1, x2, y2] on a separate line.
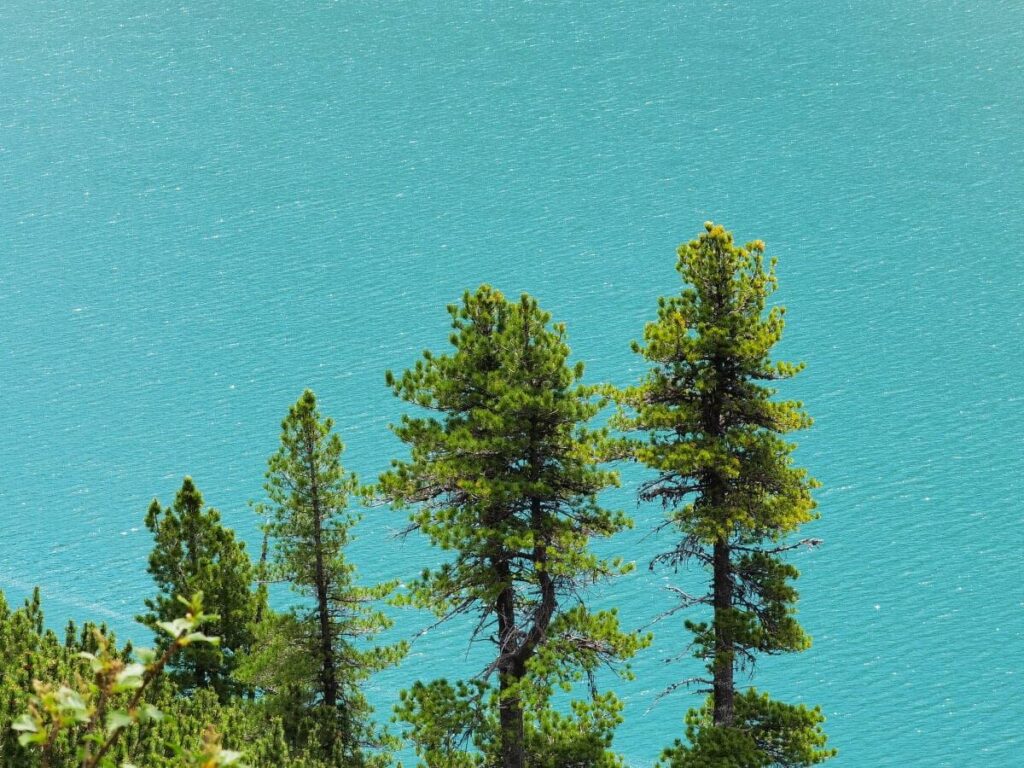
[243, 390, 407, 767]
[139, 477, 265, 701]
[616, 222, 834, 766]
[5, 223, 833, 768]
[382, 287, 649, 768]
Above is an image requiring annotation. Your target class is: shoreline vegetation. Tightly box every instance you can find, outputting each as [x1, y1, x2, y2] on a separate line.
[2, 224, 833, 768]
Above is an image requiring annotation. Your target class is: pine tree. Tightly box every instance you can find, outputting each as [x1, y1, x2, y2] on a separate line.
[1, 586, 350, 768]
[244, 389, 405, 766]
[139, 477, 264, 701]
[617, 223, 834, 766]
[381, 286, 647, 768]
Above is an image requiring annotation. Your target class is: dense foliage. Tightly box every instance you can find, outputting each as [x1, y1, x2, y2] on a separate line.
[616, 223, 834, 766]
[139, 477, 265, 701]
[241, 390, 406, 767]
[380, 288, 648, 768]
[2, 224, 830, 767]
[2, 592, 270, 768]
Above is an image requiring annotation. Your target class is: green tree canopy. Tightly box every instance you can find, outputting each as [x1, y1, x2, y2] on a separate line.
[381, 286, 648, 768]
[617, 223, 834, 767]
[0, 587, 353, 768]
[240, 389, 405, 767]
[139, 477, 264, 701]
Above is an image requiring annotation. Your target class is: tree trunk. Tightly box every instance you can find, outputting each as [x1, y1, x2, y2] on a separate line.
[707, 337, 734, 727]
[712, 537, 734, 726]
[498, 665, 526, 768]
[312, 497, 337, 708]
[306, 430, 339, 753]
[496, 579, 526, 768]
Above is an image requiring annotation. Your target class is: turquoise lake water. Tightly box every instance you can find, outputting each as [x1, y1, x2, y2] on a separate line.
[2, 2, 1023, 765]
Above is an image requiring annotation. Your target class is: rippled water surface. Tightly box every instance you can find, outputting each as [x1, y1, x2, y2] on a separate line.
[2, 2, 1023, 765]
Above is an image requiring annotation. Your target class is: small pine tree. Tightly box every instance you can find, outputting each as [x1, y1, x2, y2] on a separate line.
[242, 390, 405, 766]
[617, 223, 834, 766]
[10, 591, 238, 768]
[139, 477, 264, 701]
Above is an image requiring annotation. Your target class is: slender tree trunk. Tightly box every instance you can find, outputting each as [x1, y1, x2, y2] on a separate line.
[498, 664, 526, 768]
[305, 430, 339, 754]
[496, 578, 526, 768]
[707, 336, 735, 727]
[712, 537, 734, 726]
[311, 497, 337, 708]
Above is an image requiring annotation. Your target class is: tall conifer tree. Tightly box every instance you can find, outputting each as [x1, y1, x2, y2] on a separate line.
[245, 390, 405, 766]
[617, 224, 834, 766]
[382, 287, 646, 768]
[139, 476, 264, 701]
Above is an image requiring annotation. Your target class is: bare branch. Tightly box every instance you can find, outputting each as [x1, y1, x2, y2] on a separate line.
[645, 677, 712, 713]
